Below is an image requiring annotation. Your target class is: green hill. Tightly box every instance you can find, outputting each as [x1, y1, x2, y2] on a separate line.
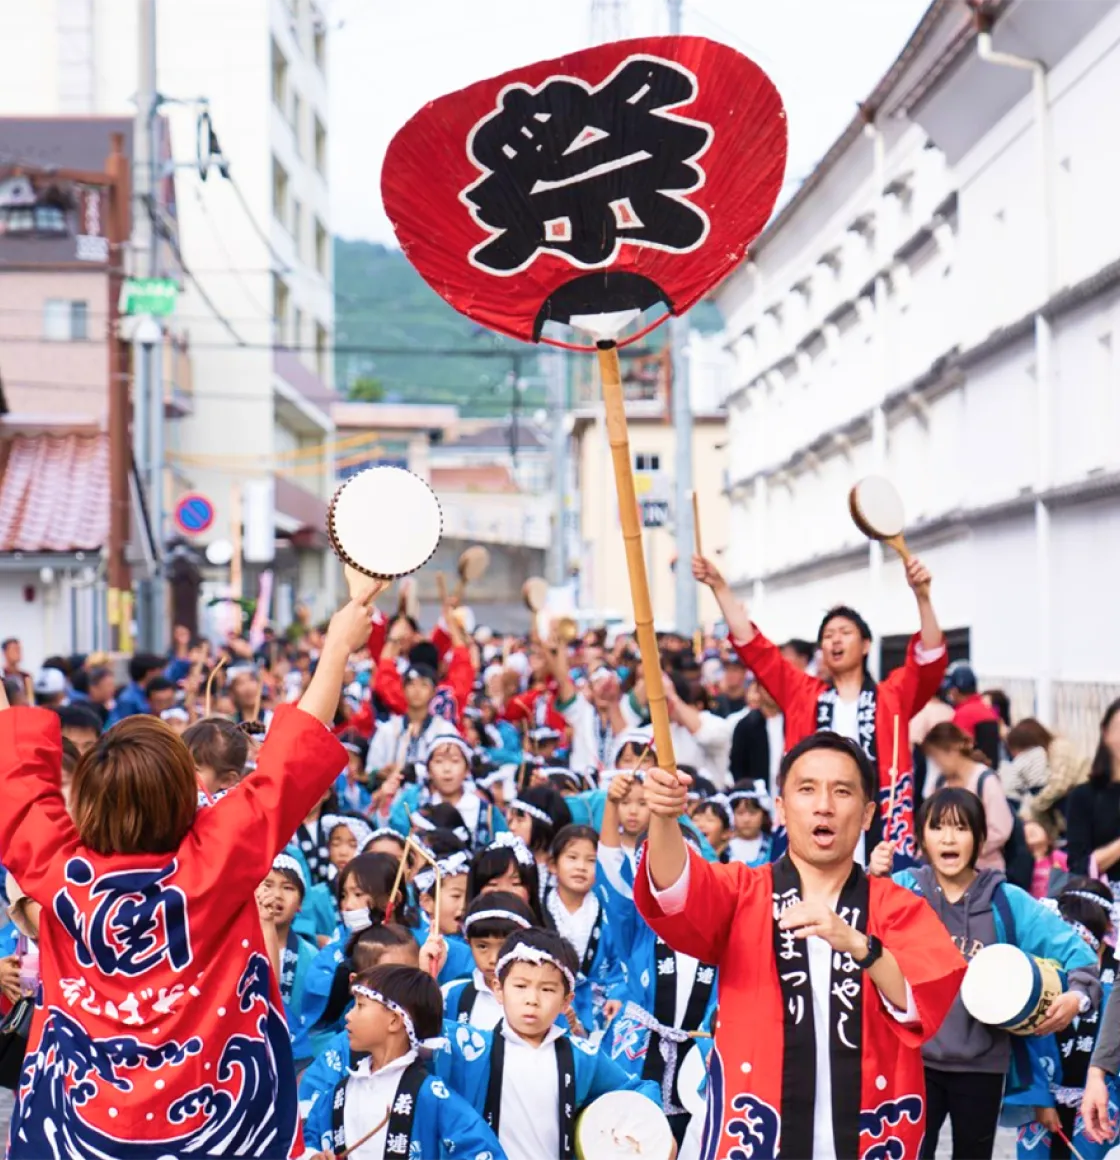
[332, 238, 724, 415]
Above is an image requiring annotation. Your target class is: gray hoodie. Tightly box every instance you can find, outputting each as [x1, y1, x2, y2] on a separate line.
[909, 865, 1014, 1074]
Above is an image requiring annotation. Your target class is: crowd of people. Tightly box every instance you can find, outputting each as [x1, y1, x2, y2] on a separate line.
[1, 554, 1120, 1160]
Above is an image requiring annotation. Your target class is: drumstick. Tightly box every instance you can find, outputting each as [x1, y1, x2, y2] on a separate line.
[204, 656, 227, 718]
[691, 490, 702, 557]
[886, 714, 900, 828]
[1054, 1127, 1088, 1160]
[335, 1107, 392, 1159]
[408, 839, 443, 978]
[385, 826, 413, 924]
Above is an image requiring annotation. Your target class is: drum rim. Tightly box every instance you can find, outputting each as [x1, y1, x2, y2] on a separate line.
[849, 475, 905, 539]
[328, 466, 444, 579]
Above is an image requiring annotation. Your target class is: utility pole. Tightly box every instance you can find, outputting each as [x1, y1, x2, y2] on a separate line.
[105, 135, 134, 654]
[667, 0, 697, 637]
[133, 0, 165, 652]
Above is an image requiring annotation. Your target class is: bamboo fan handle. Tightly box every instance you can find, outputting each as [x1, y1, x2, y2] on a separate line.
[884, 533, 930, 599]
[597, 341, 676, 775]
[204, 656, 227, 718]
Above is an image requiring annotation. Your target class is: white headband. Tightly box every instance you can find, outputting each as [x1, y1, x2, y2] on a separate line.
[1064, 890, 1113, 913]
[423, 734, 474, 765]
[364, 827, 406, 849]
[495, 943, 575, 993]
[414, 850, 472, 895]
[322, 814, 373, 851]
[510, 799, 554, 826]
[463, 908, 532, 933]
[352, 984, 418, 1049]
[488, 832, 535, 867]
[272, 852, 307, 891]
[409, 812, 437, 832]
[341, 741, 364, 756]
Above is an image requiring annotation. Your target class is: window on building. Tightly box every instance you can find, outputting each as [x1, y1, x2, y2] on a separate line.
[3, 206, 34, 234]
[291, 91, 302, 154]
[314, 217, 328, 276]
[43, 299, 88, 341]
[293, 306, 303, 348]
[273, 275, 290, 346]
[291, 197, 303, 254]
[634, 452, 660, 472]
[272, 156, 289, 228]
[314, 116, 327, 176]
[33, 204, 67, 234]
[271, 38, 288, 111]
[313, 20, 326, 71]
[315, 321, 329, 380]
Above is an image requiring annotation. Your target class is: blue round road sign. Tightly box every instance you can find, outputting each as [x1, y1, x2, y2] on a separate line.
[175, 493, 215, 535]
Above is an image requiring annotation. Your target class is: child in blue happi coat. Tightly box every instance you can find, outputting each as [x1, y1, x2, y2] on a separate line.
[596, 774, 718, 1146]
[305, 964, 506, 1160]
[295, 814, 375, 945]
[468, 833, 546, 925]
[298, 924, 422, 1128]
[443, 892, 537, 1031]
[506, 785, 572, 901]
[388, 734, 507, 849]
[543, 824, 627, 1037]
[412, 847, 474, 984]
[334, 730, 373, 815]
[724, 781, 774, 866]
[260, 852, 318, 1068]
[432, 929, 661, 1160]
[1012, 879, 1120, 1159]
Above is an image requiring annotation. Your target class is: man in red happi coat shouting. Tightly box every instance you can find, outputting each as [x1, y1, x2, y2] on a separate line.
[692, 553, 947, 863]
[635, 732, 966, 1160]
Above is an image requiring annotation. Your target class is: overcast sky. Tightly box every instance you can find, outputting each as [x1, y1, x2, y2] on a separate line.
[327, 0, 929, 246]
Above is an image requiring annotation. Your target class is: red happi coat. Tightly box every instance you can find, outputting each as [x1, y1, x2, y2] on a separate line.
[634, 849, 966, 1160]
[734, 630, 947, 859]
[0, 704, 346, 1160]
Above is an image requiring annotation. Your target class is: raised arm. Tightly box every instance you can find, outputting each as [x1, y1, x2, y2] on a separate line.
[693, 554, 753, 645]
[191, 588, 383, 891]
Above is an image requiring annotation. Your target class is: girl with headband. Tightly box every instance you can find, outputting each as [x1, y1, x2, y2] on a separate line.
[726, 779, 774, 867]
[468, 834, 545, 926]
[305, 964, 504, 1160]
[389, 734, 507, 851]
[434, 929, 660, 1160]
[297, 815, 376, 943]
[506, 785, 572, 898]
[543, 824, 627, 1037]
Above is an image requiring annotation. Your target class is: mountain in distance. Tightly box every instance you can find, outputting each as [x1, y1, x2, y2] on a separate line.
[333, 238, 724, 415]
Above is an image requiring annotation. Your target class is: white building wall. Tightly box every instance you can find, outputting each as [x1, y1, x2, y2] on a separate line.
[716, 0, 1120, 746]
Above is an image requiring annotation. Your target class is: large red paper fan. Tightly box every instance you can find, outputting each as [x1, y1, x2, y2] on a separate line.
[382, 36, 787, 348]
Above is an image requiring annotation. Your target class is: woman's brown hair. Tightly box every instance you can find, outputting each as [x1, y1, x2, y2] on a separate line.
[70, 716, 198, 855]
[1006, 717, 1054, 756]
[922, 721, 987, 764]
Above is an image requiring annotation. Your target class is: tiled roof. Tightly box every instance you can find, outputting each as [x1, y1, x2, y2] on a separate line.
[0, 432, 109, 551]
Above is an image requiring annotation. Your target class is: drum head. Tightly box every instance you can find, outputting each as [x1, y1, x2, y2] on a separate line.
[328, 467, 442, 579]
[850, 475, 905, 540]
[576, 1090, 674, 1160]
[522, 576, 549, 612]
[960, 943, 1036, 1027]
[675, 1040, 707, 1119]
[458, 545, 491, 584]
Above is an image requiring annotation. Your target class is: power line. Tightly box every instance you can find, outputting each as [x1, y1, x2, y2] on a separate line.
[145, 193, 248, 348]
[190, 185, 273, 321]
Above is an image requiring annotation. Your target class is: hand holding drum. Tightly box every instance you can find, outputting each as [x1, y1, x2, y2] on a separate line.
[848, 475, 929, 598]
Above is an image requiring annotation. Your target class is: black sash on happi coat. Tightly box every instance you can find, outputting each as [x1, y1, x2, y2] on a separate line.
[331, 1055, 427, 1156]
[456, 980, 480, 1022]
[296, 820, 331, 886]
[279, 928, 300, 1006]
[640, 937, 716, 1094]
[772, 854, 870, 1159]
[484, 1020, 577, 1159]
[815, 672, 883, 850]
[543, 891, 603, 981]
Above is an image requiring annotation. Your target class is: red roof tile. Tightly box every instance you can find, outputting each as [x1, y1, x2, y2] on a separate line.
[0, 432, 109, 551]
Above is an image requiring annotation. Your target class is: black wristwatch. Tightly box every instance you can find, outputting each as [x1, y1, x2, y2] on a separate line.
[853, 935, 883, 970]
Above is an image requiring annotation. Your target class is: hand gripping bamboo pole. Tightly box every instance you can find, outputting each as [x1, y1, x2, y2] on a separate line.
[597, 341, 676, 776]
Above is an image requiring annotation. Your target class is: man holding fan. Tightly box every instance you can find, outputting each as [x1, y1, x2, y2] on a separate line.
[691, 552, 946, 864]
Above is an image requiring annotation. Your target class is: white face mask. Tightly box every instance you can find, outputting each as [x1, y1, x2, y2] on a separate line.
[341, 908, 372, 933]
